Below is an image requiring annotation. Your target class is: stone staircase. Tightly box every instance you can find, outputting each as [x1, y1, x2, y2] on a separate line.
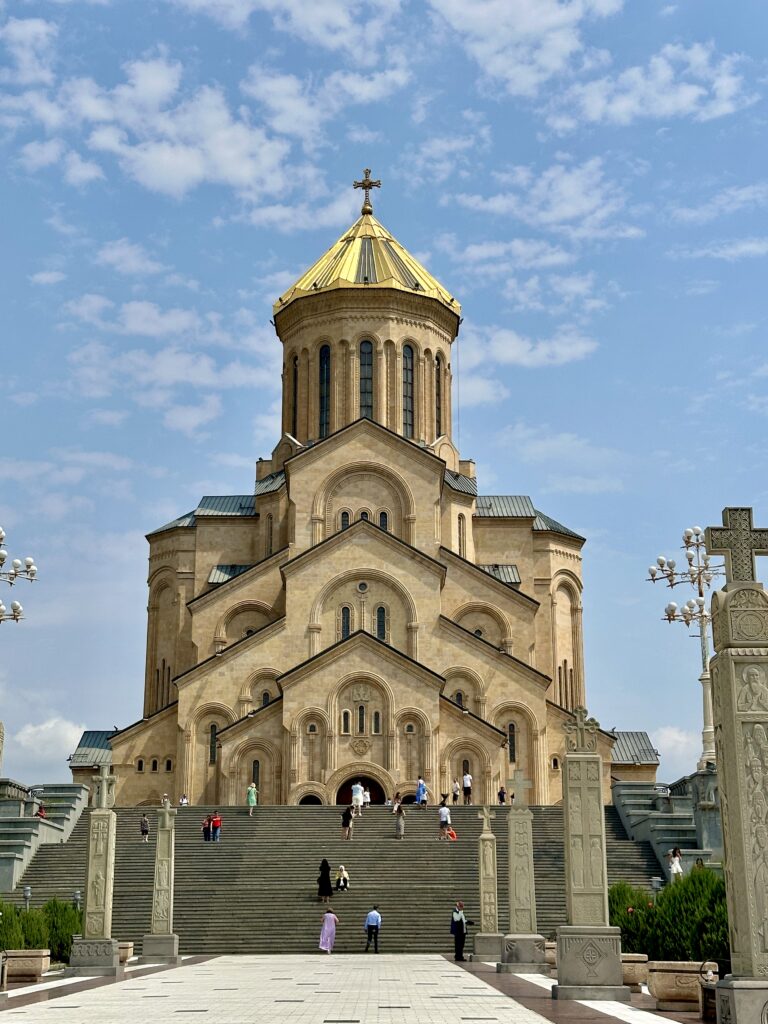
[0, 782, 88, 891]
[1, 804, 659, 952]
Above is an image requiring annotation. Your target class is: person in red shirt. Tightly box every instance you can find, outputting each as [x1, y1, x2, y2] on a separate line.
[211, 811, 222, 842]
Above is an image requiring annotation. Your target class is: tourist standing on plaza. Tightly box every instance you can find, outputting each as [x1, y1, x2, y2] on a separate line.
[415, 776, 427, 807]
[211, 810, 222, 841]
[351, 780, 364, 817]
[319, 908, 338, 954]
[341, 804, 354, 840]
[438, 800, 451, 840]
[668, 846, 684, 882]
[318, 858, 333, 903]
[201, 814, 212, 841]
[394, 801, 406, 840]
[497, 785, 507, 805]
[140, 813, 150, 843]
[462, 769, 473, 805]
[335, 865, 350, 891]
[364, 905, 382, 953]
[450, 901, 473, 961]
[452, 778, 460, 804]
[246, 782, 258, 817]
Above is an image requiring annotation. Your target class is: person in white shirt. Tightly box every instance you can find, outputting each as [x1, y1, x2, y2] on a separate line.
[351, 780, 364, 817]
[462, 771, 473, 805]
[363, 787, 371, 809]
[438, 801, 451, 840]
[364, 905, 382, 952]
[451, 778, 460, 805]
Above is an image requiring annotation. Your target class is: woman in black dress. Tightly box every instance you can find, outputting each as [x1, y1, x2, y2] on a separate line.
[318, 858, 333, 903]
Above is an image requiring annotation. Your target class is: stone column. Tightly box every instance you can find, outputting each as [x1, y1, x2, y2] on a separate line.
[703, 506, 768, 1023]
[473, 807, 503, 960]
[139, 798, 181, 964]
[553, 707, 629, 1002]
[67, 765, 122, 977]
[498, 770, 549, 975]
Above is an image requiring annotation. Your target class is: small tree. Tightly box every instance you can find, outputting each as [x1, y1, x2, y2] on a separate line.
[608, 881, 654, 954]
[42, 899, 83, 962]
[20, 908, 50, 950]
[648, 868, 729, 963]
[0, 902, 24, 950]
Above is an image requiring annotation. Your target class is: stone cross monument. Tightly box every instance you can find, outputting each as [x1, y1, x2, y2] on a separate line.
[552, 706, 629, 1002]
[704, 507, 768, 1023]
[139, 797, 181, 964]
[473, 806, 503, 959]
[498, 769, 549, 975]
[67, 764, 123, 977]
[0, 720, 4, 777]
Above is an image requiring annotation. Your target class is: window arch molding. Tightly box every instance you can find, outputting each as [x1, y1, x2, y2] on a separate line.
[312, 568, 418, 657]
[452, 601, 512, 647]
[215, 600, 276, 648]
[315, 461, 415, 544]
[328, 673, 396, 732]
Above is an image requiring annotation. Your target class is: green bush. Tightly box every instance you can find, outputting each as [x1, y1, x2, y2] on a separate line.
[608, 881, 655, 954]
[20, 908, 49, 949]
[42, 899, 82, 962]
[0, 902, 24, 950]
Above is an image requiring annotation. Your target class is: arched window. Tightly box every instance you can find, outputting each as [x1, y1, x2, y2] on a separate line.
[291, 355, 299, 437]
[435, 355, 442, 436]
[360, 510, 369, 521]
[358, 704, 366, 734]
[308, 722, 317, 734]
[340, 510, 350, 530]
[376, 605, 387, 641]
[209, 724, 217, 765]
[455, 690, 464, 707]
[165, 758, 173, 772]
[341, 710, 351, 734]
[341, 606, 352, 640]
[462, 758, 470, 776]
[405, 723, 415, 734]
[359, 340, 373, 418]
[474, 628, 483, 638]
[402, 344, 414, 439]
[319, 344, 331, 438]
[373, 710, 381, 734]
[551, 756, 560, 771]
[262, 690, 270, 707]
[266, 514, 273, 557]
[151, 758, 158, 773]
[378, 511, 388, 531]
[252, 759, 260, 787]
[458, 514, 466, 558]
[137, 758, 144, 773]
[508, 723, 517, 763]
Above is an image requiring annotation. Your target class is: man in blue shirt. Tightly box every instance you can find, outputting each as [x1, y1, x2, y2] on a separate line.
[364, 905, 382, 953]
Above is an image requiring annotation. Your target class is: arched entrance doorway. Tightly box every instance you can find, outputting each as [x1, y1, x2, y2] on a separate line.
[335, 776, 386, 805]
[299, 794, 323, 805]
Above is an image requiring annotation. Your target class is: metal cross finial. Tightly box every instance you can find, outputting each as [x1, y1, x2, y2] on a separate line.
[478, 806, 496, 833]
[353, 167, 381, 215]
[508, 769, 533, 809]
[564, 706, 600, 753]
[91, 763, 116, 809]
[705, 507, 768, 584]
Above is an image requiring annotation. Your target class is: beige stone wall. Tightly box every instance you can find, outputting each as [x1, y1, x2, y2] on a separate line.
[110, 706, 179, 806]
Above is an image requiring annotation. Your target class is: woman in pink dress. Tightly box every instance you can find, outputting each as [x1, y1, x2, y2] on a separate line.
[319, 908, 339, 954]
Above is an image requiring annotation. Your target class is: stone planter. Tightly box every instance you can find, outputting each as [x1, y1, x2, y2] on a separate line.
[117, 941, 134, 965]
[545, 941, 557, 967]
[4, 949, 51, 984]
[621, 952, 648, 992]
[647, 960, 718, 1011]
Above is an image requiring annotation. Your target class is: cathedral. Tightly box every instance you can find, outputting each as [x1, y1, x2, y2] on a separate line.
[72, 173, 656, 807]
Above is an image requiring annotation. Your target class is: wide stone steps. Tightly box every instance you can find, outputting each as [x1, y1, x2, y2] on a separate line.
[2, 804, 659, 952]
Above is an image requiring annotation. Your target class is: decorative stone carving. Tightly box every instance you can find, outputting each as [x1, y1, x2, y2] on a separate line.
[474, 806, 504, 960]
[350, 738, 371, 756]
[140, 797, 181, 964]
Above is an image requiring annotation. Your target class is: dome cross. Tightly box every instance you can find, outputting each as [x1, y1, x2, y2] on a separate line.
[353, 168, 381, 214]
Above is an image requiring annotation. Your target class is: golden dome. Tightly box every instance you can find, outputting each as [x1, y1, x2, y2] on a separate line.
[273, 211, 460, 318]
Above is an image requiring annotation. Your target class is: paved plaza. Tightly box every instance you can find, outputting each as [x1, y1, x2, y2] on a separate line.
[0, 955, 696, 1024]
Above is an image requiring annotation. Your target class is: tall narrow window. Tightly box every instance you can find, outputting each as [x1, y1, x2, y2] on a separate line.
[342, 710, 351, 734]
[319, 344, 331, 438]
[376, 606, 387, 641]
[379, 511, 388, 531]
[435, 355, 442, 436]
[403, 344, 414, 439]
[252, 759, 260, 787]
[262, 690, 270, 707]
[209, 723, 217, 765]
[458, 514, 466, 558]
[373, 710, 381, 734]
[341, 606, 351, 639]
[266, 514, 273, 556]
[455, 690, 464, 708]
[360, 510, 369, 521]
[291, 355, 298, 437]
[508, 723, 517, 763]
[340, 511, 350, 530]
[462, 758, 470, 776]
[359, 340, 373, 419]
[358, 704, 366, 734]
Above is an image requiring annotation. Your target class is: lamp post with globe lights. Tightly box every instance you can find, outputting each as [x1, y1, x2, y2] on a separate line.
[0, 527, 37, 625]
[646, 525, 725, 771]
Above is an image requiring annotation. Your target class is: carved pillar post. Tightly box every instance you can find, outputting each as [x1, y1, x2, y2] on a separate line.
[474, 807, 503, 959]
[139, 799, 181, 964]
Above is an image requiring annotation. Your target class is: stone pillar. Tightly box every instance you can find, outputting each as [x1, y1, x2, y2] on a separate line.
[473, 807, 503, 960]
[67, 766, 122, 977]
[553, 707, 629, 1002]
[704, 506, 768, 1022]
[139, 798, 181, 964]
[0, 720, 4, 776]
[498, 770, 549, 975]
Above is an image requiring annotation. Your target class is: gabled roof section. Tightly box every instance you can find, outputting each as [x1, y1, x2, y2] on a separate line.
[69, 729, 114, 767]
[475, 495, 536, 518]
[208, 564, 256, 584]
[533, 509, 585, 542]
[254, 470, 286, 496]
[444, 469, 477, 496]
[196, 495, 257, 517]
[273, 213, 460, 318]
[217, 695, 284, 737]
[148, 511, 197, 536]
[440, 695, 506, 738]
[439, 546, 538, 609]
[439, 615, 550, 685]
[611, 731, 659, 765]
[478, 563, 521, 586]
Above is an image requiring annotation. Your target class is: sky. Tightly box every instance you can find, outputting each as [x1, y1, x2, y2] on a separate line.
[1, 0, 766, 785]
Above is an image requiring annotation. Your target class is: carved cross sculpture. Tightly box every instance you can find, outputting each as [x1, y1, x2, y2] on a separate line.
[478, 806, 496, 834]
[353, 167, 381, 215]
[563, 706, 600, 753]
[508, 769, 534, 809]
[705, 507, 768, 584]
[158, 799, 177, 832]
[91, 764, 116, 809]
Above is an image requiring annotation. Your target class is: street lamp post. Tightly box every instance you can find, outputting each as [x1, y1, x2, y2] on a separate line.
[0, 527, 37, 624]
[646, 525, 725, 771]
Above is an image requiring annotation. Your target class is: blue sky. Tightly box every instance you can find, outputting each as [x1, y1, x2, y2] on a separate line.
[1, 0, 766, 784]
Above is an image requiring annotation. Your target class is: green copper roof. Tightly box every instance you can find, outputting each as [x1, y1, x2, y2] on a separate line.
[533, 510, 585, 541]
[444, 470, 477, 496]
[611, 731, 659, 765]
[475, 495, 536, 518]
[208, 564, 256, 584]
[478, 563, 521, 586]
[70, 729, 113, 767]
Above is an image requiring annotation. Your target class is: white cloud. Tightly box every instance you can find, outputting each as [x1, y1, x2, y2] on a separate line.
[427, 0, 622, 98]
[0, 17, 58, 86]
[163, 393, 222, 435]
[87, 409, 128, 427]
[62, 150, 103, 185]
[454, 157, 642, 240]
[19, 137, 64, 169]
[244, 189, 359, 234]
[652, 725, 699, 783]
[670, 237, 768, 261]
[459, 375, 510, 406]
[29, 269, 65, 285]
[399, 120, 492, 187]
[671, 182, 768, 224]
[65, 293, 200, 336]
[11, 716, 85, 782]
[461, 322, 598, 371]
[548, 42, 756, 132]
[499, 420, 625, 493]
[96, 238, 167, 275]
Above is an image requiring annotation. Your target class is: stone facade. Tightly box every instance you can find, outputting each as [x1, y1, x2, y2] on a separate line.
[83, 204, 621, 808]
